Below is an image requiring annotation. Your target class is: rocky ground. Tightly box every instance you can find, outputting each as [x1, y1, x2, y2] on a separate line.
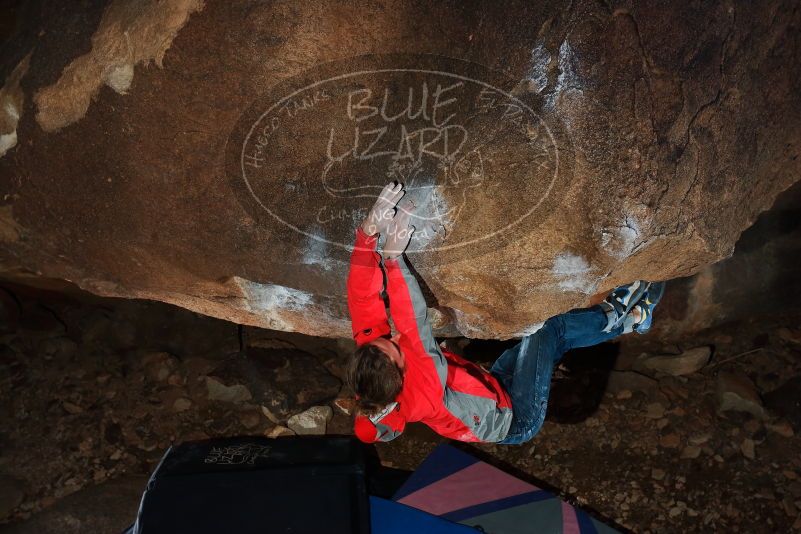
[0, 282, 800, 533]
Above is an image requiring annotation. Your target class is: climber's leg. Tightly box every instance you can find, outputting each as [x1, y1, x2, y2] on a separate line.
[491, 281, 664, 444]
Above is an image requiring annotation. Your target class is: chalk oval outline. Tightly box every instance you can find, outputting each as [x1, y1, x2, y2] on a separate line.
[239, 63, 561, 253]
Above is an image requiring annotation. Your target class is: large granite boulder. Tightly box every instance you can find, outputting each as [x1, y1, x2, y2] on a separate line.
[0, 0, 799, 339]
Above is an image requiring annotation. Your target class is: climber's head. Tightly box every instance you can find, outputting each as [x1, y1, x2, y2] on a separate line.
[346, 334, 405, 415]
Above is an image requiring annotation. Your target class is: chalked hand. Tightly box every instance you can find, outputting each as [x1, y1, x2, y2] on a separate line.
[383, 200, 415, 260]
[360, 182, 405, 237]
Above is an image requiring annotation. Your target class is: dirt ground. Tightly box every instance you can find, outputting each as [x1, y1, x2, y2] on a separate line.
[0, 282, 800, 533]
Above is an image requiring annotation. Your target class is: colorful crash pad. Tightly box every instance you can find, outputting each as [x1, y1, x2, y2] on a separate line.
[370, 496, 479, 533]
[393, 444, 620, 534]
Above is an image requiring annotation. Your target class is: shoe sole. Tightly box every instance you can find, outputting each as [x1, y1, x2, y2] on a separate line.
[634, 281, 666, 334]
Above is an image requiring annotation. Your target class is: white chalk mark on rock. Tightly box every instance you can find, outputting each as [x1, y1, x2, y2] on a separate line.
[225, 276, 314, 331]
[103, 63, 135, 94]
[240, 280, 312, 312]
[601, 206, 653, 260]
[302, 228, 336, 271]
[545, 40, 584, 112]
[552, 253, 597, 293]
[525, 43, 551, 94]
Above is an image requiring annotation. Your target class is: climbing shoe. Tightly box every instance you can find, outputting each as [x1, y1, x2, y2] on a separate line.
[602, 280, 650, 332]
[630, 281, 666, 335]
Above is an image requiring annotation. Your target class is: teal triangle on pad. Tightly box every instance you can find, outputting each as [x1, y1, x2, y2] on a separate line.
[458, 498, 563, 534]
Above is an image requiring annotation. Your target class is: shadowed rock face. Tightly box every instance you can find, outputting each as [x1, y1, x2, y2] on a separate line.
[0, 0, 799, 339]
[652, 179, 801, 341]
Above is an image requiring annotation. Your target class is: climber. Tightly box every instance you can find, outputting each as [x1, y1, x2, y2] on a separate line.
[345, 181, 665, 444]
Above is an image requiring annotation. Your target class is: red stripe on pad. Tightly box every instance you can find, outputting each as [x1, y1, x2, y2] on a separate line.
[398, 461, 538, 516]
[562, 501, 580, 534]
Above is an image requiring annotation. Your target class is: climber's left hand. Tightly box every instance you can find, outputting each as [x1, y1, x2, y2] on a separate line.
[383, 199, 415, 260]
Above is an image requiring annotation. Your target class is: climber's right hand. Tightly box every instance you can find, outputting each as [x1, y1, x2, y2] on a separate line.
[360, 182, 405, 237]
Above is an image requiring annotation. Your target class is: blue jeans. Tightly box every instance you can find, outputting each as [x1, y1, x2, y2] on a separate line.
[491, 305, 624, 445]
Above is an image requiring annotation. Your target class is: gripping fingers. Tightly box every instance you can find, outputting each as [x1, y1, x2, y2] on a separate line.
[366, 182, 405, 235]
[379, 182, 405, 205]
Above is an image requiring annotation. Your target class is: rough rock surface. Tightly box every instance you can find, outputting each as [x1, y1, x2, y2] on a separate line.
[635, 346, 712, 376]
[0, 1, 800, 338]
[651, 180, 801, 341]
[1, 476, 146, 534]
[0, 475, 25, 521]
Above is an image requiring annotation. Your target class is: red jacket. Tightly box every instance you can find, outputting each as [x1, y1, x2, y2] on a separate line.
[347, 227, 513, 443]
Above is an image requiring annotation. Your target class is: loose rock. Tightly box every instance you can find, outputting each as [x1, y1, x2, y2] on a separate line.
[607, 371, 658, 394]
[265, 425, 295, 438]
[777, 327, 801, 345]
[689, 433, 711, 445]
[141, 352, 179, 382]
[740, 438, 756, 460]
[717, 372, 765, 419]
[205, 377, 252, 404]
[766, 420, 794, 438]
[62, 401, 83, 415]
[172, 398, 192, 413]
[637, 346, 711, 376]
[645, 402, 666, 419]
[287, 406, 333, 436]
[659, 433, 680, 449]
[681, 446, 701, 459]
[333, 397, 356, 416]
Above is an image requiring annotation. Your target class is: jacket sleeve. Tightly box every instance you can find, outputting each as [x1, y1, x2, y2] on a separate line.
[353, 404, 406, 443]
[347, 227, 391, 346]
[384, 256, 448, 391]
